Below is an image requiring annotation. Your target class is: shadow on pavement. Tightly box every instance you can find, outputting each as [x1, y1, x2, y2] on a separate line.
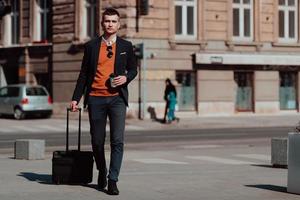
[251, 164, 287, 169]
[0, 114, 50, 120]
[245, 184, 287, 193]
[82, 184, 109, 194]
[17, 172, 109, 194]
[147, 106, 165, 124]
[18, 172, 52, 184]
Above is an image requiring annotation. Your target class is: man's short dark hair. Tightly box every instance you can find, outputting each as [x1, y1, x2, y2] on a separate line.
[102, 8, 120, 21]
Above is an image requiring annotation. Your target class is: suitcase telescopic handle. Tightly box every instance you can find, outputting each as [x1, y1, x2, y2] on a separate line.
[66, 108, 82, 152]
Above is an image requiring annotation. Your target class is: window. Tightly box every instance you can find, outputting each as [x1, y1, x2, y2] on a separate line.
[175, 71, 196, 111]
[234, 72, 254, 111]
[75, 0, 98, 41]
[33, 0, 50, 42]
[7, 87, 19, 97]
[174, 0, 197, 39]
[11, 0, 20, 44]
[0, 87, 19, 97]
[81, 0, 97, 39]
[0, 87, 8, 97]
[232, 0, 253, 41]
[1, 0, 20, 46]
[278, 0, 298, 42]
[280, 71, 297, 110]
[26, 87, 47, 96]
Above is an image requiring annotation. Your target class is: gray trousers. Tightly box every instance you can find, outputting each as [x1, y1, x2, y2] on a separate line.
[88, 95, 126, 182]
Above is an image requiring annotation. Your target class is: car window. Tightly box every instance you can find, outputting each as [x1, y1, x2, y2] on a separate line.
[0, 87, 8, 97]
[7, 87, 20, 97]
[26, 87, 47, 96]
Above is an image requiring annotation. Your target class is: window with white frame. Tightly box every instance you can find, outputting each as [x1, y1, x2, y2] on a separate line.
[174, 0, 197, 39]
[11, 0, 20, 44]
[1, 0, 20, 46]
[34, 0, 49, 42]
[278, 0, 298, 42]
[232, 0, 253, 41]
[81, 0, 97, 39]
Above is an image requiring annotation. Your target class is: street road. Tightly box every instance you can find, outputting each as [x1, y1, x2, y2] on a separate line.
[0, 117, 294, 151]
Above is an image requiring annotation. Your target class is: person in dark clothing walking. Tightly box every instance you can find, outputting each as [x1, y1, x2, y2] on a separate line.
[70, 8, 137, 195]
[163, 78, 179, 123]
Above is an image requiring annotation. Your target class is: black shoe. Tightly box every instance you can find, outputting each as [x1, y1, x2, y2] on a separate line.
[97, 172, 107, 189]
[107, 180, 119, 195]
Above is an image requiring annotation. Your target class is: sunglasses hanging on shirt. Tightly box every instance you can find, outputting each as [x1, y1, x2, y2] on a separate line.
[106, 45, 113, 58]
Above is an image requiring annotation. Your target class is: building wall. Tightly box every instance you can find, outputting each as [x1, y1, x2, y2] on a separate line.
[205, 0, 228, 41]
[52, 0, 79, 111]
[0, 0, 51, 91]
[125, 0, 169, 39]
[260, 0, 274, 42]
[197, 70, 235, 115]
[129, 0, 300, 117]
[1, 0, 300, 117]
[254, 71, 280, 113]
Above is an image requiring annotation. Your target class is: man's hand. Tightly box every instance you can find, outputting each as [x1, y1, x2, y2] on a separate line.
[112, 75, 127, 87]
[70, 101, 79, 112]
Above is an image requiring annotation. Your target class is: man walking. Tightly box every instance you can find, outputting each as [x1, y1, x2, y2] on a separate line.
[70, 8, 137, 195]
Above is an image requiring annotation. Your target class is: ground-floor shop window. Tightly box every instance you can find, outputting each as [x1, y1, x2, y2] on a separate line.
[280, 71, 297, 110]
[175, 71, 196, 111]
[234, 71, 254, 112]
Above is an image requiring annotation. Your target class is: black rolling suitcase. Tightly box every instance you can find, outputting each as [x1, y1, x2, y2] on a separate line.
[52, 108, 94, 184]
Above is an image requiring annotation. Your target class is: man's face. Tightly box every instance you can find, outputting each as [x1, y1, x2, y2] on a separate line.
[102, 14, 120, 35]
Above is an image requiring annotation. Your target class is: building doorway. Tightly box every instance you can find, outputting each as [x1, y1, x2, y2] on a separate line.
[234, 71, 254, 112]
[279, 71, 297, 110]
[175, 71, 196, 111]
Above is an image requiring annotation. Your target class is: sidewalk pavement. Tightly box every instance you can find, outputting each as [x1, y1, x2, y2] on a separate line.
[54, 112, 300, 131]
[124, 113, 300, 131]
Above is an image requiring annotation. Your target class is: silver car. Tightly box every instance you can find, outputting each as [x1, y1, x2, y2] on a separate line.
[0, 84, 53, 119]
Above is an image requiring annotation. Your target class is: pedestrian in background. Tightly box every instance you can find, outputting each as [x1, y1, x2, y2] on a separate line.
[163, 78, 179, 123]
[70, 8, 137, 195]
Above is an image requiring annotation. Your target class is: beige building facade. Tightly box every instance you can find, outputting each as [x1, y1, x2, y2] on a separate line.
[1, 0, 300, 118]
[130, 0, 300, 117]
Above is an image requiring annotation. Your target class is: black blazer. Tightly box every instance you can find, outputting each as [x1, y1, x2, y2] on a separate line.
[72, 36, 138, 107]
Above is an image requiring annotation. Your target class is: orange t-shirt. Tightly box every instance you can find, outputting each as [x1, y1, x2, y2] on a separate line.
[89, 42, 119, 96]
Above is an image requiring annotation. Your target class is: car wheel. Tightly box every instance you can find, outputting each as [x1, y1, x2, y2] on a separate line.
[14, 108, 24, 120]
